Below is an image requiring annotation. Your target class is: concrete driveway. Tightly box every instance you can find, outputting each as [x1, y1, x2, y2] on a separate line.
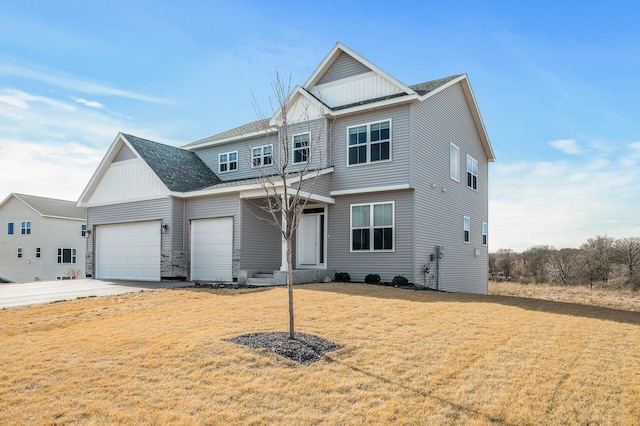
[0, 279, 191, 309]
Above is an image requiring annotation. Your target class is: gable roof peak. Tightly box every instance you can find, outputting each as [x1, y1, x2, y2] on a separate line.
[2, 193, 86, 220]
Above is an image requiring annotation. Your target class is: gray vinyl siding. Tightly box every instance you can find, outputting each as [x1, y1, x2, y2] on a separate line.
[327, 189, 414, 283]
[293, 173, 332, 199]
[239, 200, 281, 271]
[330, 104, 411, 192]
[317, 51, 371, 85]
[113, 144, 136, 162]
[172, 198, 185, 251]
[411, 82, 489, 293]
[285, 118, 328, 172]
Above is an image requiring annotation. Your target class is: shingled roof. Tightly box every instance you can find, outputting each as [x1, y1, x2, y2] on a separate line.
[11, 193, 86, 220]
[123, 134, 222, 192]
[183, 118, 272, 148]
[409, 75, 462, 95]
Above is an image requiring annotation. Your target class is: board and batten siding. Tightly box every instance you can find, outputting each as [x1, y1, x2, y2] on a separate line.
[113, 144, 137, 162]
[330, 104, 411, 193]
[410, 82, 489, 293]
[327, 189, 414, 283]
[239, 200, 282, 271]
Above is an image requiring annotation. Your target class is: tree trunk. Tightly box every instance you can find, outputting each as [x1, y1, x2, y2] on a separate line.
[286, 238, 295, 339]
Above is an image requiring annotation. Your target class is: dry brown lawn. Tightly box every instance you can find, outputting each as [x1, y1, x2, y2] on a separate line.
[1, 283, 639, 425]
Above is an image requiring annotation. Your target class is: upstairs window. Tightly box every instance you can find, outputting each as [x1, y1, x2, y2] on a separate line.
[21, 221, 31, 235]
[7, 222, 13, 235]
[36, 247, 41, 258]
[467, 155, 478, 190]
[482, 222, 488, 246]
[450, 144, 460, 181]
[347, 120, 391, 166]
[293, 133, 310, 164]
[81, 224, 87, 237]
[17, 247, 22, 258]
[252, 145, 273, 167]
[219, 151, 238, 173]
[351, 202, 394, 252]
[463, 216, 470, 243]
[58, 248, 77, 264]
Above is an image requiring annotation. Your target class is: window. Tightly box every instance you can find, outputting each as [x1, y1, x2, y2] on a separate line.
[351, 202, 394, 251]
[81, 224, 87, 237]
[21, 221, 31, 235]
[293, 133, 309, 164]
[482, 222, 488, 246]
[467, 155, 478, 190]
[7, 222, 13, 235]
[450, 144, 460, 181]
[252, 145, 273, 167]
[36, 247, 41, 258]
[57, 248, 77, 264]
[347, 120, 391, 166]
[463, 216, 470, 243]
[17, 248, 22, 258]
[219, 151, 238, 173]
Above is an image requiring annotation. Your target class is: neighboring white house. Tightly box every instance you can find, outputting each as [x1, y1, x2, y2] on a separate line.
[0, 193, 87, 282]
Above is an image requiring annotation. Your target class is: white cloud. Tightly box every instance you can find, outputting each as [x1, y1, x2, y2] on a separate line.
[549, 138, 581, 155]
[74, 97, 105, 109]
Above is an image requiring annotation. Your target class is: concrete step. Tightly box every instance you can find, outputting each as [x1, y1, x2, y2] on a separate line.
[254, 273, 274, 279]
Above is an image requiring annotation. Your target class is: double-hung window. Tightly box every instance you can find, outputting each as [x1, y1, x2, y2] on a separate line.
[467, 155, 478, 190]
[347, 120, 391, 166]
[21, 221, 31, 235]
[463, 216, 471, 243]
[81, 224, 87, 237]
[57, 248, 77, 264]
[351, 202, 394, 251]
[36, 247, 41, 258]
[482, 222, 488, 246]
[450, 144, 460, 181]
[293, 133, 309, 164]
[219, 151, 238, 173]
[17, 248, 22, 258]
[252, 145, 272, 167]
[7, 222, 14, 235]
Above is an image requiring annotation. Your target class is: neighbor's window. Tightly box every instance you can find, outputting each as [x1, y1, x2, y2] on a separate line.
[219, 151, 238, 173]
[482, 222, 488, 246]
[17, 247, 23, 258]
[293, 133, 310, 164]
[7, 222, 14, 235]
[467, 155, 478, 190]
[81, 224, 87, 237]
[450, 143, 460, 181]
[252, 145, 273, 167]
[21, 221, 31, 235]
[463, 216, 470, 243]
[347, 120, 391, 166]
[36, 247, 41, 258]
[351, 202, 394, 251]
[57, 248, 77, 264]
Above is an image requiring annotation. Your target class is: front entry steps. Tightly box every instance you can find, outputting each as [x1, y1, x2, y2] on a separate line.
[246, 272, 280, 287]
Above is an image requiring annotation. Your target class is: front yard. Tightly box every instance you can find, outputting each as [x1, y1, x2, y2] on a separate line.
[1, 283, 638, 424]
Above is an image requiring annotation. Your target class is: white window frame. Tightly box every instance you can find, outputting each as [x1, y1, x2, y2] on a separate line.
[463, 216, 471, 243]
[482, 222, 488, 246]
[350, 201, 395, 252]
[346, 119, 392, 167]
[17, 247, 22, 258]
[21, 221, 31, 235]
[7, 222, 14, 235]
[450, 143, 460, 181]
[292, 132, 310, 164]
[251, 144, 273, 168]
[219, 151, 238, 173]
[57, 248, 77, 264]
[35, 247, 41, 258]
[81, 224, 87, 237]
[467, 155, 478, 190]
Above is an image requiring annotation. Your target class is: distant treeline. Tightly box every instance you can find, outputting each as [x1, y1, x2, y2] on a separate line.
[490, 236, 640, 291]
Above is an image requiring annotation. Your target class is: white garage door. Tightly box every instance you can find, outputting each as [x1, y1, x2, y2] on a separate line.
[191, 217, 233, 282]
[96, 221, 161, 281]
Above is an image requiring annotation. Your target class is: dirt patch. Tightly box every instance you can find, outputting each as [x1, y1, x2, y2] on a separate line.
[227, 332, 340, 365]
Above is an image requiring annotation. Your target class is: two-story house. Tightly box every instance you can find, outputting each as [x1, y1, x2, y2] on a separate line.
[0, 193, 87, 282]
[77, 42, 495, 293]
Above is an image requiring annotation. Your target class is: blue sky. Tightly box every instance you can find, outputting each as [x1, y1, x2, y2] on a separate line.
[1, 0, 639, 251]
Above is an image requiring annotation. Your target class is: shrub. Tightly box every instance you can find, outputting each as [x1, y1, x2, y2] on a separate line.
[334, 272, 351, 283]
[364, 273, 381, 285]
[391, 275, 409, 287]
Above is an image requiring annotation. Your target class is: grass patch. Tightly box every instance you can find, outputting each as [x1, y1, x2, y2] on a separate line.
[1, 283, 639, 424]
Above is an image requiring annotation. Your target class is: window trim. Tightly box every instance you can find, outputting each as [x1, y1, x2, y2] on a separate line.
[57, 248, 77, 264]
[350, 201, 395, 252]
[482, 222, 488, 246]
[463, 216, 471, 244]
[21, 221, 31, 235]
[467, 155, 478, 190]
[346, 119, 392, 167]
[292, 132, 310, 165]
[17, 247, 23, 258]
[251, 144, 273, 168]
[219, 150, 239, 174]
[450, 143, 460, 181]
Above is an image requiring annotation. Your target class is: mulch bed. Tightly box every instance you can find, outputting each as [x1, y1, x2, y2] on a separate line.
[226, 332, 340, 365]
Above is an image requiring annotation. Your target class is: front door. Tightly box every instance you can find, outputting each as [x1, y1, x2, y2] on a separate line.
[298, 211, 325, 267]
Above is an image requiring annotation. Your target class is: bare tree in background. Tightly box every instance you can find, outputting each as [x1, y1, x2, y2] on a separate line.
[579, 235, 615, 288]
[250, 71, 330, 339]
[547, 248, 579, 285]
[614, 237, 640, 290]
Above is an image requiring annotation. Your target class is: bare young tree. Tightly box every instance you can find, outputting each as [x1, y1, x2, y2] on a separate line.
[250, 72, 329, 339]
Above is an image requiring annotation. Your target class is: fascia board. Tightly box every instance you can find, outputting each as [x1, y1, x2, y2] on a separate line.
[78, 195, 170, 208]
[77, 133, 127, 205]
[327, 95, 420, 118]
[269, 86, 328, 127]
[184, 127, 278, 150]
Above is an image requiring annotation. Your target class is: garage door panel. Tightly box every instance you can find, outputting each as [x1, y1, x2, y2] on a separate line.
[96, 221, 161, 281]
[191, 217, 233, 282]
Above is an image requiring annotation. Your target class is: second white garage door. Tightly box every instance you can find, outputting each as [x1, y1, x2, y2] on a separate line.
[96, 220, 161, 281]
[191, 217, 233, 282]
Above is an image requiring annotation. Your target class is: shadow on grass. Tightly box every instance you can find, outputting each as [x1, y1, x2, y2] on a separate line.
[301, 283, 640, 326]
